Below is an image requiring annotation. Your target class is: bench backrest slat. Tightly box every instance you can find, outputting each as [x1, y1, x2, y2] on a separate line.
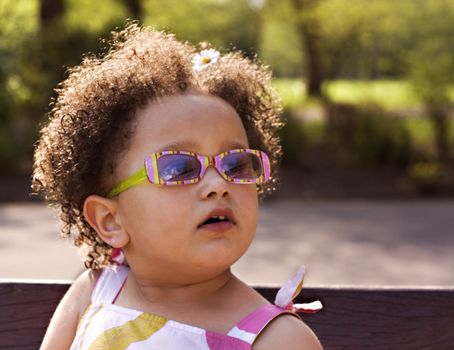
[258, 286, 454, 349]
[1, 282, 454, 349]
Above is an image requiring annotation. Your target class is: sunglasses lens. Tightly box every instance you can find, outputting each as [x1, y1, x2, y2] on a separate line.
[222, 152, 262, 180]
[158, 154, 201, 182]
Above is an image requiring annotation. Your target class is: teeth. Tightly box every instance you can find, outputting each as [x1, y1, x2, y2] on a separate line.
[200, 215, 231, 227]
[210, 216, 227, 220]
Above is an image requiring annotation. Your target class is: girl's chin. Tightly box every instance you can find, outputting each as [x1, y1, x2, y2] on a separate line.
[195, 242, 247, 268]
[198, 255, 243, 273]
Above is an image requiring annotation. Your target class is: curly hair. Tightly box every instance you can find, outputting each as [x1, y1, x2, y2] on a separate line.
[32, 23, 283, 269]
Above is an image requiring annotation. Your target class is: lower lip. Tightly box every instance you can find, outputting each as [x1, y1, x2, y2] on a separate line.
[198, 221, 234, 232]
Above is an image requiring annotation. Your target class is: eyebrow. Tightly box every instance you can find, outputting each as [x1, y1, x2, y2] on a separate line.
[156, 140, 248, 153]
[156, 141, 198, 152]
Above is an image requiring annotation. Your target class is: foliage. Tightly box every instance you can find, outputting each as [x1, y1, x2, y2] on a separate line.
[325, 80, 420, 110]
[0, 0, 38, 171]
[275, 76, 453, 167]
[65, 0, 128, 33]
[408, 161, 443, 196]
[404, 1, 454, 105]
[409, 162, 441, 183]
[261, 0, 454, 81]
[273, 78, 454, 110]
[325, 103, 413, 169]
[260, 0, 304, 77]
[314, 0, 412, 79]
[143, 0, 260, 57]
[0, 0, 453, 183]
[272, 79, 306, 108]
[279, 110, 306, 166]
[409, 117, 450, 149]
[0, 0, 126, 173]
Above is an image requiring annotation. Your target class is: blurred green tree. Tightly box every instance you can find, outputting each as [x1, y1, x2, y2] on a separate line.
[1, 0, 453, 178]
[259, 0, 304, 77]
[262, 0, 453, 166]
[143, 0, 260, 57]
[405, 0, 454, 163]
[290, 0, 324, 98]
[0, 0, 39, 172]
[124, 0, 143, 22]
[40, 0, 65, 30]
[0, 0, 128, 174]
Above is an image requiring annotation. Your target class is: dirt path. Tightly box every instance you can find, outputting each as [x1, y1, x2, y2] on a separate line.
[1, 200, 453, 286]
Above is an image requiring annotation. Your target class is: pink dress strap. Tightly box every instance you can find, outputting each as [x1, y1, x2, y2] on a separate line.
[227, 265, 322, 346]
[91, 265, 129, 304]
[226, 304, 299, 345]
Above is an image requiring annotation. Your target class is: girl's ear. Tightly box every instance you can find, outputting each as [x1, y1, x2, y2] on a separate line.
[83, 195, 129, 248]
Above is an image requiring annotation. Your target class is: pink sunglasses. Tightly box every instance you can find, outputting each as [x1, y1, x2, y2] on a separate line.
[107, 148, 271, 198]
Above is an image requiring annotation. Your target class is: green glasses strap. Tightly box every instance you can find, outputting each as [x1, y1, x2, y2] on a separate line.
[106, 167, 148, 198]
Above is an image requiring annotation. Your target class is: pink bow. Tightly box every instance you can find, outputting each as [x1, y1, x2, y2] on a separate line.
[274, 265, 323, 314]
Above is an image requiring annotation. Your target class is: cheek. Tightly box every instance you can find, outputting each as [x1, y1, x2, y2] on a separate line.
[118, 188, 192, 240]
[235, 186, 259, 230]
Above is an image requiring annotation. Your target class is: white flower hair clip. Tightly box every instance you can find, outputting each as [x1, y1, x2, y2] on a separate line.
[192, 49, 220, 71]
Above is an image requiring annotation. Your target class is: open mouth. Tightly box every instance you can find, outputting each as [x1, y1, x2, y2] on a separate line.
[197, 207, 236, 232]
[203, 216, 229, 225]
[198, 215, 234, 231]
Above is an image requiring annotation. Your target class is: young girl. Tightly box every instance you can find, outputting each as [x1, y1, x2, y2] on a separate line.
[33, 23, 322, 349]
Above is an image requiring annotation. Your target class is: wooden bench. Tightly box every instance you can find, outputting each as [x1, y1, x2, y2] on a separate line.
[1, 281, 453, 349]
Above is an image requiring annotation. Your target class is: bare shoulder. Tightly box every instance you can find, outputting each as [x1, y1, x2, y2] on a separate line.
[70, 269, 100, 316]
[252, 314, 322, 350]
[40, 269, 100, 350]
[54, 268, 100, 318]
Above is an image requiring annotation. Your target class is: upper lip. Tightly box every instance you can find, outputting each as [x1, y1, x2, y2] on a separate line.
[198, 207, 236, 227]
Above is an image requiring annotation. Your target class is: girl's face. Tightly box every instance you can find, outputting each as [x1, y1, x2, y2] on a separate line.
[113, 93, 258, 282]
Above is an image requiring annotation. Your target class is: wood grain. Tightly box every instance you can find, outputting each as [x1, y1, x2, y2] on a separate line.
[1, 282, 453, 349]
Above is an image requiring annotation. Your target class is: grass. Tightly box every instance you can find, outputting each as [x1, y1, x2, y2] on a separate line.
[301, 119, 325, 144]
[325, 80, 419, 110]
[272, 79, 307, 108]
[273, 78, 454, 109]
[274, 78, 454, 146]
[404, 117, 454, 145]
[298, 117, 454, 148]
[404, 118, 433, 145]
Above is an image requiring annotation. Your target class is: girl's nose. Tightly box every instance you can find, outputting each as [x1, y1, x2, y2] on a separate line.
[199, 166, 230, 200]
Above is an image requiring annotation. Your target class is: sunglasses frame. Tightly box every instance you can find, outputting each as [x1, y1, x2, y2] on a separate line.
[106, 148, 271, 198]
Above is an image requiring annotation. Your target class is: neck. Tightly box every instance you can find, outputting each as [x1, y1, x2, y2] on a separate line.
[127, 267, 236, 308]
